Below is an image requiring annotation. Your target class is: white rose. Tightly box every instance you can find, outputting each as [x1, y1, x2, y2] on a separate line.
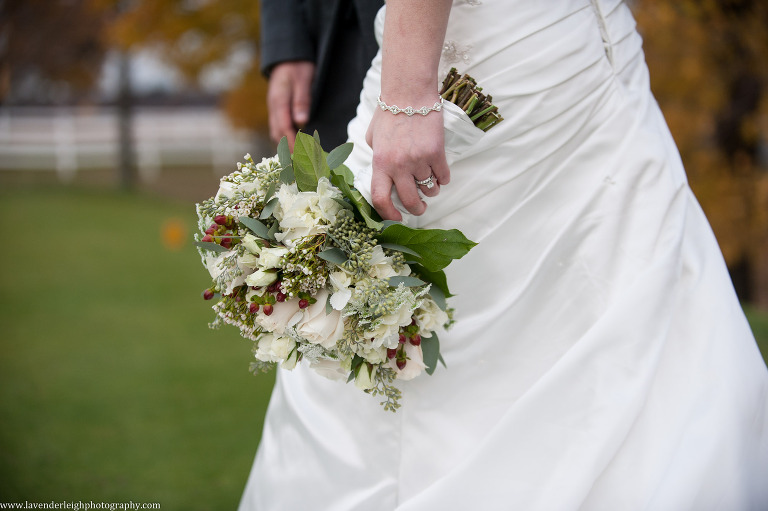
[214, 180, 238, 200]
[361, 346, 388, 365]
[364, 321, 401, 350]
[239, 253, 260, 270]
[253, 298, 303, 334]
[367, 245, 399, 279]
[329, 270, 353, 310]
[281, 350, 298, 370]
[314, 178, 343, 222]
[254, 334, 280, 363]
[259, 247, 288, 269]
[204, 249, 248, 295]
[245, 269, 278, 288]
[296, 290, 345, 349]
[389, 342, 426, 381]
[329, 270, 352, 291]
[365, 298, 417, 349]
[415, 297, 449, 332]
[270, 335, 296, 360]
[354, 362, 377, 390]
[330, 289, 352, 311]
[310, 358, 348, 382]
[273, 183, 299, 221]
[242, 234, 263, 255]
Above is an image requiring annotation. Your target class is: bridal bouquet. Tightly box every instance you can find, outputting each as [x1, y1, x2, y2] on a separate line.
[195, 133, 475, 411]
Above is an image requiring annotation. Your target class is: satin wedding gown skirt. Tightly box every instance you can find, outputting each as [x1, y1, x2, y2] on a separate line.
[240, 1, 768, 509]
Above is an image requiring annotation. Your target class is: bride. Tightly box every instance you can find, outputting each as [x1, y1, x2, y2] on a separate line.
[240, 0, 768, 509]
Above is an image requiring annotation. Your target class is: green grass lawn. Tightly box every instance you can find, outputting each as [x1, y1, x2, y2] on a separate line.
[0, 186, 766, 508]
[0, 187, 274, 509]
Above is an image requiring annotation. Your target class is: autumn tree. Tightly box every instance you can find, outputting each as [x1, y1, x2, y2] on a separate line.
[0, 0, 110, 104]
[633, 0, 768, 309]
[96, 0, 269, 130]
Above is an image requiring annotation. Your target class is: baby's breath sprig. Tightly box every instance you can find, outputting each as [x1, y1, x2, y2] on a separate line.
[249, 360, 275, 375]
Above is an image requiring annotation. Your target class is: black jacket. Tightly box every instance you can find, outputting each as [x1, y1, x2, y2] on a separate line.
[260, 0, 384, 148]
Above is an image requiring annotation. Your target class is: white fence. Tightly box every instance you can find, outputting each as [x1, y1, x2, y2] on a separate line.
[0, 106, 266, 182]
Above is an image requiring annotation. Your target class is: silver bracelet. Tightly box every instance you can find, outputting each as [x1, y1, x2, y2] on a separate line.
[376, 95, 444, 116]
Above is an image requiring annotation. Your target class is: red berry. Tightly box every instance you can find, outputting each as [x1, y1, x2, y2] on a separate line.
[234, 293, 243, 302]
[214, 214, 228, 225]
[299, 299, 309, 309]
[398, 333, 406, 344]
[205, 224, 217, 235]
[410, 334, 421, 346]
[263, 304, 274, 316]
[396, 359, 407, 370]
[203, 289, 214, 300]
[249, 303, 259, 314]
[220, 237, 232, 249]
[387, 348, 398, 359]
[276, 292, 286, 302]
[201, 234, 213, 243]
[267, 281, 281, 293]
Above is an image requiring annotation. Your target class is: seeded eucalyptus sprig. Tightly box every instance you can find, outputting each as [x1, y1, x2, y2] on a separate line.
[439, 67, 504, 132]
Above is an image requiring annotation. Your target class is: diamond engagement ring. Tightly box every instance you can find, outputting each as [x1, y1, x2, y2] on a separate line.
[415, 175, 436, 189]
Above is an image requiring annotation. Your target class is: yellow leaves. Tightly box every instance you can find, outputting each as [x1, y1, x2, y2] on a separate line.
[633, 0, 768, 284]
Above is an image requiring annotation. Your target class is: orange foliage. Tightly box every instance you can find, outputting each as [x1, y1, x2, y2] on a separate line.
[634, 0, 768, 306]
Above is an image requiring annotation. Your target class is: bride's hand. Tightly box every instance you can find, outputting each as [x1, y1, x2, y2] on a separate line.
[365, 101, 450, 221]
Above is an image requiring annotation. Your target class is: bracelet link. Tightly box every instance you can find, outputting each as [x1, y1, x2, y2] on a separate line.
[376, 95, 444, 117]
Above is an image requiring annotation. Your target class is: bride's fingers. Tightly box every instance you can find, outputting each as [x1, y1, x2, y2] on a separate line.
[371, 171, 402, 221]
[430, 152, 451, 186]
[395, 174, 427, 216]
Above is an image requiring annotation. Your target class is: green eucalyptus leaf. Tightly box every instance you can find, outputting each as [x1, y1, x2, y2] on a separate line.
[318, 247, 347, 265]
[330, 163, 355, 186]
[347, 371, 355, 383]
[328, 169, 383, 230]
[409, 263, 453, 299]
[267, 220, 279, 241]
[421, 332, 442, 375]
[381, 243, 421, 258]
[387, 276, 426, 288]
[260, 197, 279, 220]
[326, 142, 354, 170]
[293, 132, 329, 191]
[194, 241, 229, 253]
[332, 197, 354, 211]
[378, 224, 476, 272]
[427, 284, 447, 311]
[313, 130, 322, 146]
[279, 164, 295, 184]
[239, 217, 270, 239]
[277, 136, 291, 168]
[265, 181, 278, 202]
[381, 220, 400, 229]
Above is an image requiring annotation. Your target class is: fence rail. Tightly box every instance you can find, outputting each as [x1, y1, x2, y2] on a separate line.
[0, 106, 266, 182]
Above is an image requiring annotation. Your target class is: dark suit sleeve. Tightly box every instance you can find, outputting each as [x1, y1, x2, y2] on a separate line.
[260, 0, 316, 76]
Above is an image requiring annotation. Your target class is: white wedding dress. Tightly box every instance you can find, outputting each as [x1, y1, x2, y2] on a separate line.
[240, 1, 768, 509]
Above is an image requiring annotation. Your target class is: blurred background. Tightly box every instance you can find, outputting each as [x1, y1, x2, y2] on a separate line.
[0, 0, 767, 508]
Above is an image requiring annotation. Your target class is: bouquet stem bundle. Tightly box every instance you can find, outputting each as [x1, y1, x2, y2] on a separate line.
[440, 67, 504, 132]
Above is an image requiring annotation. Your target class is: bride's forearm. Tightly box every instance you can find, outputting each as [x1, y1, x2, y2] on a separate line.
[380, 0, 452, 102]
